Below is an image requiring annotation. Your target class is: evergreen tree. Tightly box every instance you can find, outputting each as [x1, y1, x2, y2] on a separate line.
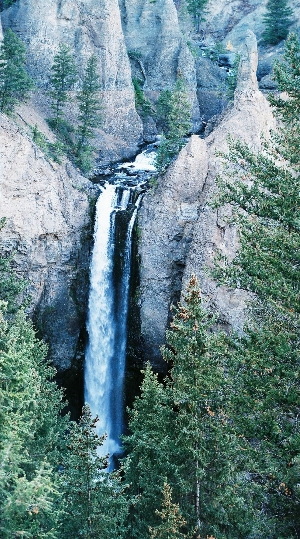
[0, 237, 67, 537]
[123, 364, 176, 539]
[155, 89, 173, 135]
[0, 28, 34, 113]
[0, 219, 27, 312]
[155, 77, 191, 173]
[262, 0, 293, 45]
[185, 0, 209, 32]
[76, 55, 102, 173]
[162, 278, 262, 539]
[213, 34, 300, 537]
[49, 43, 77, 128]
[0, 307, 66, 538]
[61, 405, 128, 539]
[149, 482, 186, 539]
[124, 281, 261, 539]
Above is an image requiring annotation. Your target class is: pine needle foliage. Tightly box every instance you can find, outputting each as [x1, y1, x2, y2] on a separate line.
[61, 405, 128, 539]
[212, 33, 300, 537]
[155, 77, 191, 173]
[0, 28, 34, 113]
[76, 55, 102, 173]
[262, 0, 293, 45]
[149, 482, 186, 539]
[185, 0, 209, 32]
[49, 43, 77, 127]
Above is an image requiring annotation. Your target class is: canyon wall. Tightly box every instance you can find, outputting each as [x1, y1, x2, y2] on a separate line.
[0, 0, 299, 375]
[119, 0, 201, 131]
[0, 110, 96, 372]
[1, 0, 143, 164]
[138, 31, 276, 369]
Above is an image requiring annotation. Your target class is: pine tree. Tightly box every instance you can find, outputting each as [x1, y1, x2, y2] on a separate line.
[162, 278, 263, 539]
[76, 55, 102, 173]
[149, 482, 186, 539]
[155, 89, 173, 135]
[0, 28, 34, 113]
[0, 307, 66, 538]
[213, 34, 300, 537]
[155, 77, 191, 173]
[185, 0, 209, 32]
[262, 0, 293, 45]
[122, 364, 175, 539]
[0, 240, 67, 537]
[49, 43, 77, 128]
[61, 405, 128, 539]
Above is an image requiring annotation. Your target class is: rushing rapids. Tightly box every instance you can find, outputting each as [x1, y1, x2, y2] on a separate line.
[84, 146, 156, 466]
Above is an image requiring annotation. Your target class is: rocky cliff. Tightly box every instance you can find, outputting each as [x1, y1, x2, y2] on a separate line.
[1, 0, 143, 165]
[0, 109, 96, 375]
[119, 0, 201, 131]
[0, 0, 298, 378]
[137, 31, 276, 370]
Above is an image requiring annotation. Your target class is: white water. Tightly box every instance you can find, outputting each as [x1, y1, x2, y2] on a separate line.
[84, 183, 141, 465]
[119, 147, 157, 171]
[84, 148, 156, 467]
[85, 184, 119, 459]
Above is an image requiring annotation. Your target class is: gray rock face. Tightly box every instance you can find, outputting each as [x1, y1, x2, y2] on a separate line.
[119, 0, 201, 130]
[1, 0, 143, 165]
[138, 136, 208, 369]
[0, 110, 96, 371]
[138, 31, 276, 369]
[195, 56, 228, 126]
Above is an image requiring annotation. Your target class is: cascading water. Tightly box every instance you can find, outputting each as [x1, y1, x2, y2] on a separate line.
[84, 146, 156, 466]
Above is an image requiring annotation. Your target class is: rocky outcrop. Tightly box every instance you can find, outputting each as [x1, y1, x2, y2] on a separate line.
[138, 136, 208, 369]
[1, 0, 143, 165]
[0, 110, 96, 372]
[203, 0, 300, 46]
[119, 0, 201, 131]
[138, 31, 276, 369]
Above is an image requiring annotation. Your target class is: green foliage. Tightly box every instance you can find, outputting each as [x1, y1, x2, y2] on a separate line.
[207, 41, 226, 63]
[49, 43, 77, 126]
[185, 0, 209, 31]
[0, 306, 67, 537]
[132, 77, 153, 117]
[0, 28, 34, 113]
[0, 220, 27, 312]
[0, 0, 17, 11]
[123, 364, 175, 539]
[31, 124, 65, 164]
[211, 34, 300, 537]
[155, 89, 173, 135]
[155, 77, 191, 173]
[124, 280, 263, 539]
[61, 405, 128, 539]
[76, 55, 102, 173]
[149, 483, 186, 539]
[270, 33, 300, 136]
[262, 0, 293, 45]
[127, 50, 142, 61]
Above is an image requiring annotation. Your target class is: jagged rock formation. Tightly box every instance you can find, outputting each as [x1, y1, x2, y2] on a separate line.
[138, 31, 276, 370]
[0, 110, 96, 372]
[119, 0, 201, 130]
[1, 0, 143, 165]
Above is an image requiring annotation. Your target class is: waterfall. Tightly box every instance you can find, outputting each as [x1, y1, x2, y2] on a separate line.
[84, 145, 156, 467]
[84, 182, 140, 464]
